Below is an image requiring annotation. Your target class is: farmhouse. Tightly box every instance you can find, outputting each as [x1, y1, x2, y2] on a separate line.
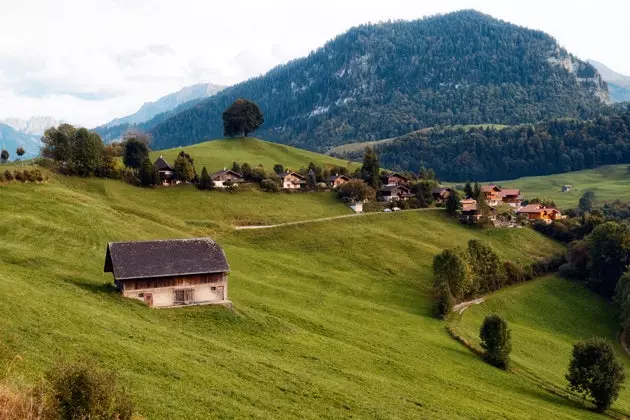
[279, 171, 306, 189]
[381, 172, 409, 186]
[104, 238, 230, 308]
[328, 174, 350, 188]
[481, 185, 503, 206]
[378, 184, 414, 202]
[211, 168, 244, 188]
[459, 199, 497, 224]
[499, 188, 522, 207]
[517, 204, 562, 224]
[153, 156, 174, 185]
[432, 187, 452, 203]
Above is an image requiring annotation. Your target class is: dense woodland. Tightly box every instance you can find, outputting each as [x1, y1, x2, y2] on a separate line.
[339, 111, 630, 181]
[144, 10, 606, 151]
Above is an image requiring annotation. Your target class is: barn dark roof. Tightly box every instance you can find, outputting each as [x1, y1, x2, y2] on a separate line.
[104, 238, 229, 281]
[153, 156, 173, 171]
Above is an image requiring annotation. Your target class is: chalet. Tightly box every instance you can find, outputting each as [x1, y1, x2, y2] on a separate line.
[381, 172, 409, 186]
[279, 171, 306, 189]
[378, 184, 414, 202]
[517, 204, 562, 224]
[153, 156, 174, 185]
[499, 189, 522, 207]
[459, 199, 497, 224]
[432, 187, 452, 203]
[104, 238, 230, 308]
[481, 185, 503, 206]
[327, 174, 350, 189]
[211, 168, 244, 188]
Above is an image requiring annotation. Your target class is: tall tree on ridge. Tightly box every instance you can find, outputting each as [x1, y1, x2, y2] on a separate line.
[222, 99, 264, 137]
[361, 147, 380, 189]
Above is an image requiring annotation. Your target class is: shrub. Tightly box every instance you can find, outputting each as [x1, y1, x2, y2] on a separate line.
[433, 248, 473, 300]
[0, 172, 4, 183]
[435, 282, 454, 319]
[198, 167, 213, 190]
[260, 179, 280, 192]
[337, 179, 375, 202]
[503, 261, 525, 285]
[480, 314, 512, 369]
[566, 337, 625, 412]
[138, 159, 159, 187]
[4, 170, 13, 181]
[45, 360, 134, 419]
[13, 171, 23, 182]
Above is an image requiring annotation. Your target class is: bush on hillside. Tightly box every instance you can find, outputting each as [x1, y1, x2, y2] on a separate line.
[566, 338, 625, 412]
[480, 314, 512, 369]
[198, 167, 213, 191]
[260, 179, 280, 192]
[432, 248, 473, 300]
[4, 170, 13, 182]
[503, 261, 525, 285]
[337, 179, 375, 202]
[435, 282, 454, 319]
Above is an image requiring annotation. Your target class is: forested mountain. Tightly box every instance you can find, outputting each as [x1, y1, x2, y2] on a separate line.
[149, 10, 607, 151]
[588, 59, 630, 102]
[94, 83, 225, 142]
[334, 110, 630, 181]
[0, 123, 41, 158]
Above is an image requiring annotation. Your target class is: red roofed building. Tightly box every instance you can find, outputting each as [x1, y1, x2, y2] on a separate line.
[517, 204, 562, 224]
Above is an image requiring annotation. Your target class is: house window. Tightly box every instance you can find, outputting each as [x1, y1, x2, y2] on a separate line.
[174, 288, 195, 304]
[211, 286, 217, 291]
[138, 292, 144, 298]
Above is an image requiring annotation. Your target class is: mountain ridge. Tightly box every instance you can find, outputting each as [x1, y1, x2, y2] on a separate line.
[588, 59, 630, 102]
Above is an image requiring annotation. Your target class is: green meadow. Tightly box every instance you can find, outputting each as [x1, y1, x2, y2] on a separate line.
[1, 139, 628, 418]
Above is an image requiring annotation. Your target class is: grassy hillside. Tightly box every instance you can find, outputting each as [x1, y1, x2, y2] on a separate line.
[151, 137, 358, 174]
[450, 276, 630, 414]
[492, 164, 630, 209]
[2, 173, 626, 418]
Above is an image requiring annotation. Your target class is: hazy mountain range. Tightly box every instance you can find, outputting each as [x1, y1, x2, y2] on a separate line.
[588, 59, 630, 103]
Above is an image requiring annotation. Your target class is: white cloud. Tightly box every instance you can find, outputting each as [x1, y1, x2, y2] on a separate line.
[0, 0, 628, 127]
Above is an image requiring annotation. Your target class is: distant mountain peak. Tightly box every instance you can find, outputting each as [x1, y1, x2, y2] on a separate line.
[588, 59, 630, 102]
[0, 116, 63, 136]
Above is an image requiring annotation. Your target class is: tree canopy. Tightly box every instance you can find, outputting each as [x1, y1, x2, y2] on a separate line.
[222, 99, 264, 137]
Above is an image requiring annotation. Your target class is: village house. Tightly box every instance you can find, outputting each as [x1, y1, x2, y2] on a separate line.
[327, 174, 350, 189]
[499, 188, 522, 207]
[481, 185, 503, 206]
[211, 168, 244, 188]
[517, 204, 562, 224]
[432, 187, 452, 203]
[153, 156, 175, 186]
[279, 171, 306, 189]
[104, 238, 230, 308]
[381, 172, 409, 186]
[378, 184, 414, 202]
[459, 199, 497, 224]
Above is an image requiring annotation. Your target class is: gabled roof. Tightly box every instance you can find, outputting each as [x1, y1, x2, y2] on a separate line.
[461, 199, 478, 212]
[379, 184, 412, 193]
[381, 172, 409, 182]
[500, 189, 521, 197]
[517, 204, 560, 214]
[104, 238, 229, 281]
[481, 184, 502, 193]
[210, 169, 243, 180]
[153, 156, 173, 171]
[279, 171, 306, 180]
[328, 174, 350, 182]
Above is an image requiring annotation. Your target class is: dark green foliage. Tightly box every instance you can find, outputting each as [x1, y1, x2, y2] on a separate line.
[4, 169, 14, 181]
[530, 253, 567, 277]
[222, 99, 264, 137]
[435, 282, 454, 319]
[337, 179, 375, 202]
[475, 190, 493, 228]
[566, 338, 625, 412]
[16, 146, 25, 158]
[480, 315, 512, 369]
[463, 181, 473, 199]
[173, 154, 195, 182]
[467, 240, 506, 294]
[231, 161, 241, 173]
[361, 147, 380, 189]
[579, 191, 596, 212]
[240, 163, 252, 180]
[260, 179, 280, 192]
[0, 149, 9, 163]
[273, 164, 284, 174]
[445, 189, 462, 216]
[45, 360, 134, 420]
[72, 128, 106, 177]
[148, 11, 606, 152]
[503, 261, 525, 285]
[586, 222, 630, 297]
[122, 135, 150, 170]
[411, 179, 437, 207]
[198, 167, 213, 190]
[138, 159, 159, 187]
[432, 248, 473, 300]
[613, 272, 630, 327]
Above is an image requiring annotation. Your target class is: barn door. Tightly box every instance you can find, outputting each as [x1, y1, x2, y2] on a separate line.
[144, 293, 153, 308]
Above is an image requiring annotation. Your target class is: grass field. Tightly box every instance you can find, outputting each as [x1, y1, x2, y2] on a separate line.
[450, 276, 630, 415]
[492, 165, 630, 209]
[1, 154, 627, 417]
[151, 137, 359, 174]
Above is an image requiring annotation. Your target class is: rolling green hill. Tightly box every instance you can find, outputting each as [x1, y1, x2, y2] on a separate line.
[492, 164, 630, 209]
[450, 276, 630, 414]
[150, 137, 358, 173]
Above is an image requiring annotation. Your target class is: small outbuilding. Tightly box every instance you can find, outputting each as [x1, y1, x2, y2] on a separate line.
[104, 238, 231, 308]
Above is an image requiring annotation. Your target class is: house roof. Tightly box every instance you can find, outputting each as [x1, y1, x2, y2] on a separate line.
[381, 172, 408, 182]
[379, 185, 412, 194]
[432, 187, 451, 194]
[328, 174, 350, 182]
[279, 171, 306, 180]
[153, 156, 173, 171]
[104, 238, 229, 281]
[500, 189, 520, 197]
[481, 184, 501, 193]
[210, 169, 243, 180]
[461, 199, 478, 212]
[517, 204, 560, 214]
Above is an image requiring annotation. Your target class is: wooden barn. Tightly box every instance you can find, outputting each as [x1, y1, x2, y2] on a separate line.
[104, 238, 231, 308]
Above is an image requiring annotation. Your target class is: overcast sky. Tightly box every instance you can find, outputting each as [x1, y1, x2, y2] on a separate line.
[0, 0, 628, 127]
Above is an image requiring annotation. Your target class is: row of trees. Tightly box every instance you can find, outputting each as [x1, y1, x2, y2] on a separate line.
[0, 146, 25, 163]
[0, 168, 45, 183]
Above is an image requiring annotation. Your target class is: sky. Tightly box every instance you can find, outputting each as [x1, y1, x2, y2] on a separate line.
[0, 0, 629, 127]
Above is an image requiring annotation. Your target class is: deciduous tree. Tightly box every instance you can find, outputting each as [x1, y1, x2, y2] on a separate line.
[222, 99, 264, 137]
[480, 314, 512, 369]
[445, 189, 462, 216]
[123, 135, 150, 170]
[0, 149, 8, 163]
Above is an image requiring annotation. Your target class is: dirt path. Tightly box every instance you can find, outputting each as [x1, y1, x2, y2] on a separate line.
[233, 208, 440, 230]
[452, 297, 486, 315]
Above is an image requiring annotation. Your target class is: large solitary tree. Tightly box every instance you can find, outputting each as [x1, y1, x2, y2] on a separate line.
[222, 99, 264, 137]
[0, 149, 9, 163]
[480, 314, 512, 369]
[122, 133, 151, 170]
[361, 147, 380, 189]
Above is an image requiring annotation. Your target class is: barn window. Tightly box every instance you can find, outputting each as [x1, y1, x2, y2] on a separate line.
[174, 288, 195, 304]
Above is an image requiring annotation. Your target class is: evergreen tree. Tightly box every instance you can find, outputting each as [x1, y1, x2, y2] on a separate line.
[273, 164, 284, 174]
[173, 155, 195, 182]
[567, 338, 625, 412]
[198, 166, 213, 190]
[232, 161, 241, 173]
[123, 136, 150, 170]
[139, 159, 159, 187]
[361, 147, 380, 189]
[435, 282, 454, 319]
[464, 181, 474, 199]
[241, 163, 252, 179]
[480, 315, 512, 369]
[222, 99, 264, 137]
[445, 189, 462, 216]
[473, 182, 481, 200]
